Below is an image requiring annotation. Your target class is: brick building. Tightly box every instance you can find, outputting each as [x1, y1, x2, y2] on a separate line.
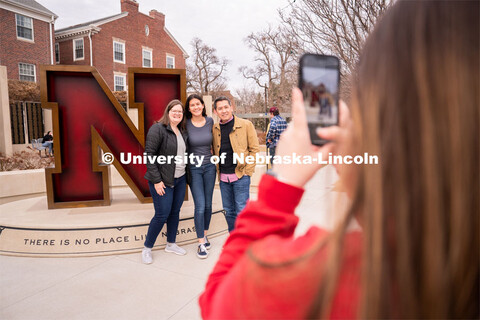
[54, 0, 188, 91]
[0, 0, 57, 82]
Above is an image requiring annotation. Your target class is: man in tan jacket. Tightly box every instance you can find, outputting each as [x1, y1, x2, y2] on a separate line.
[212, 96, 259, 232]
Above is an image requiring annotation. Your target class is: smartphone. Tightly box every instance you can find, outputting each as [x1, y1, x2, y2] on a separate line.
[299, 54, 340, 146]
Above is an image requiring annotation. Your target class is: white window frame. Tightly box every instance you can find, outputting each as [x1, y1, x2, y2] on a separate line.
[18, 63, 36, 82]
[142, 48, 152, 68]
[166, 54, 175, 69]
[55, 43, 60, 63]
[73, 38, 84, 61]
[114, 74, 126, 91]
[15, 14, 34, 42]
[113, 41, 125, 64]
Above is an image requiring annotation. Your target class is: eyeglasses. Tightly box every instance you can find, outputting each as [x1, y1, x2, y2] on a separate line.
[170, 110, 183, 114]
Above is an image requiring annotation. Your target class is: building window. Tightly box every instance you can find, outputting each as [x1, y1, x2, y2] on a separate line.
[55, 43, 60, 63]
[113, 41, 125, 63]
[16, 14, 33, 41]
[143, 49, 152, 68]
[19, 63, 35, 82]
[114, 74, 126, 91]
[74, 38, 84, 60]
[145, 25, 149, 36]
[166, 55, 175, 69]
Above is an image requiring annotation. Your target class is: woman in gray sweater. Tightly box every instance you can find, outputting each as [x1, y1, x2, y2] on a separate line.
[185, 94, 216, 259]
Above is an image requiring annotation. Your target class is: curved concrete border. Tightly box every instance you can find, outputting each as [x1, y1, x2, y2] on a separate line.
[0, 210, 227, 257]
[0, 186, 229, 257]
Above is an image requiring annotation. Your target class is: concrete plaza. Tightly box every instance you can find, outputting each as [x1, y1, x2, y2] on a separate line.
[0, 166, 352, 320]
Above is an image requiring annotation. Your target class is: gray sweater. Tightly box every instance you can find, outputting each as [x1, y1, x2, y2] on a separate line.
[186, 117, 214, 166]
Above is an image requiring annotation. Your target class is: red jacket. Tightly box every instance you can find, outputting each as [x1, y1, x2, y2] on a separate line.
[199, 174, 363, 319]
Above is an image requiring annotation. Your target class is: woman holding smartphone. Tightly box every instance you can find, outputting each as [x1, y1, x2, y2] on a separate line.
[200, 1, 478, 319]
[142, 99, 188, 264]
[185, 94, 216, 259]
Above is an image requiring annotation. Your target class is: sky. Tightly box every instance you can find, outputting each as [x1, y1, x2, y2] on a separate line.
[39, 0, 292, 95]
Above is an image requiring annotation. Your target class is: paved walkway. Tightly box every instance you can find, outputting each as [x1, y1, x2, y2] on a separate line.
[0, 166, 350, 320]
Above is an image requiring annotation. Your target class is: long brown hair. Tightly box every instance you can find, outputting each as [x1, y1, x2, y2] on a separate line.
[156, 99, 185, 130]
[310, 1, 479, 318]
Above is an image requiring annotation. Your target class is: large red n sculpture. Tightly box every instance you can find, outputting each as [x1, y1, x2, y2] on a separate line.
[40, 66, 186, 209]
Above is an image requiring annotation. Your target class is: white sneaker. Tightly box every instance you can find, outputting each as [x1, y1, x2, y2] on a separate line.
[197, 244, 209, 259]
[204, 236, 211, 250]
[165, 243, 186, 256]
[142, 248, 153, 264]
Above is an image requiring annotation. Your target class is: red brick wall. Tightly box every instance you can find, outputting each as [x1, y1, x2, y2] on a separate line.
[56, 5, 186, 90]
[57, 35, 91, 66]
[0, 9, 54, 82]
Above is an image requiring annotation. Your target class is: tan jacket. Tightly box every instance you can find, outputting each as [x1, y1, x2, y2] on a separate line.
[213, 116, 259, 180]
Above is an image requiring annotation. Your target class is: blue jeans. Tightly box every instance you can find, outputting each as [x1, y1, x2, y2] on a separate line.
[144, 175, 186, 248]
[269, 147, 276, 158]
[269, 147, 276, 168]
[190, 162, 216, 238]
[219, 175, 250, 232]
[42, 141, 53, 154]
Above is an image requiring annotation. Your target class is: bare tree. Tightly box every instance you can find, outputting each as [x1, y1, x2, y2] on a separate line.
[279, 0, 392, 77]
[187, 37, 229, 96]
[239, 25, 300, 112]
[235, 85, 266, 114]
[235, 85, 272, 132]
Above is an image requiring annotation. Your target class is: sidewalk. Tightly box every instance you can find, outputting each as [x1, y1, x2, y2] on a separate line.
[0, 166, 347, 320]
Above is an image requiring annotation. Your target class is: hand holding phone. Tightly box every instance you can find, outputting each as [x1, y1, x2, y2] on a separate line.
[299, 54, 340, 146]
[272, 88, 350, 188]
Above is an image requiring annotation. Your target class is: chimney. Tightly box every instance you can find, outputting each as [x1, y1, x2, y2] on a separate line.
[121, 0, 139, 13]
[149, 10, 165, 28]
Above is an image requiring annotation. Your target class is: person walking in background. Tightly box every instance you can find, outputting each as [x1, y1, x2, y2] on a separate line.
[142, 100, 188, 264]
[42, 131, 53, 156]
[200, 1, 479, 318]
[213, 96, 259, 232]
[185, 94, 216, 259]
[265, 106, 287, 160]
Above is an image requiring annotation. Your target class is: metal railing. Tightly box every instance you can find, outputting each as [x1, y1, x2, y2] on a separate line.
[10, 101, 44, 144]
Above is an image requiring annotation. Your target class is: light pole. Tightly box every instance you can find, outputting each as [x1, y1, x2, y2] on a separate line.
[264, 83, 268, 132]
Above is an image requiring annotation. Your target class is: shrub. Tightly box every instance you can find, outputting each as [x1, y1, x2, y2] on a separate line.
[112, 91, 127, 103]
[0, 151, 54, 171]
[257, 130, 266, 145]
[8, 80, 40, 102]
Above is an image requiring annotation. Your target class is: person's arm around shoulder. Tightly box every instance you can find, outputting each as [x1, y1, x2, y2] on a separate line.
[245, 120, 259, 176]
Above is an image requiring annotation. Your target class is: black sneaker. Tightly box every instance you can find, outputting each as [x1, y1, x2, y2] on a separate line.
[204, 236, 211, 250]
[197, 244, 208, 259]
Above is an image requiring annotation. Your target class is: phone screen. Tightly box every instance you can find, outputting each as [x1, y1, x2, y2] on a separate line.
[299, 54, 340, 145]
